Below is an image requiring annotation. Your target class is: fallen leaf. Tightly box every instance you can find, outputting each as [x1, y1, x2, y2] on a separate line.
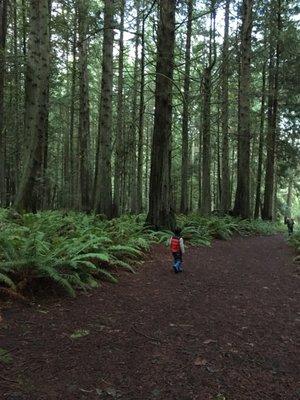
[203, 339, 217, 345]
[106, 387, 117, 397]
[70, 329, 90, 339]
[194, 356, 207, 366]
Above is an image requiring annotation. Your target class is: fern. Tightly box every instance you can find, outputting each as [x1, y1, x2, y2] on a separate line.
[0, 272, 16, 289]
[96, 269, 118, 283]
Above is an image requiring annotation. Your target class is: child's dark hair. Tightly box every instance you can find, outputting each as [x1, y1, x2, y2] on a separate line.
[174, 226, 182, 236]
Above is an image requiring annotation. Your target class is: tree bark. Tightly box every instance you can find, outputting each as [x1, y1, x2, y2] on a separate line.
[146, 0, 176, 229]
[254, 59, 267, 219]
[220, 0, 231, 212]
[232, 0, 253, 218]
[113, 0, 125, 216]
[262, 0, 281, 221]
[180, 0, 193, 214]
[68, 11, 78, 208]
[15, 0, 50, 212]
[136, 0, 146, 213]
[94, 0, 115, 217]
[201, 5, 216, 215]
[78, 0, 91, 211]
[129, 1, 140, 213]
[0, 0, 8, 206]
[286, 175, 292, 218]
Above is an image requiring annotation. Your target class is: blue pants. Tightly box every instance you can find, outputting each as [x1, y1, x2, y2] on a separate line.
[172, 252, 183, 273]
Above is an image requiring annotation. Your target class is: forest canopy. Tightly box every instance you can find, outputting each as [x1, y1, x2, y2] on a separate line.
[0, 0, 299, 228]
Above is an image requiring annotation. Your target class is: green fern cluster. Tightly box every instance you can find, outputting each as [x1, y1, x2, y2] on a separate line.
[0, 209, 283, 298]
[176, 214, 283, 245]
[0, 210, 151, 297]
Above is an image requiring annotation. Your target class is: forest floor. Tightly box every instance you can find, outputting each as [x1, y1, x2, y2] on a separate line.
[0, 235, 299, 400]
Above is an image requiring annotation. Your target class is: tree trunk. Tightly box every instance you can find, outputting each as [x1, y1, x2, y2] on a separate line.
[201, 6, 216, 215]
[113, 0, 125, 216]
[198, 102, 202, 211]
[220, 0, 231, 212]
[254, 59, 267, 219]
[136, 0, 146, 213]
[180, 0, 193, 214]
[15, 0, 50, 212]
[78, 0, 91, 211]
[262, 0, 281, 221]
[232, 0, 253, 219]
[94, 0, 115, 217]
[68, 11, 77, 208]
[286, 175, 292, 218]
[0, 0, 8, 206]
[146, 0, 176, 229]
[129, 2, 140, 213]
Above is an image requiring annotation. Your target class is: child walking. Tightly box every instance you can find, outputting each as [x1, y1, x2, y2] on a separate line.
[169, 227, 185, 273]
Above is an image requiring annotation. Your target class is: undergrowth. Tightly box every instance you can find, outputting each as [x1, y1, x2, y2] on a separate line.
[0, 209, 283, 298]
[288, 231, 300, 255]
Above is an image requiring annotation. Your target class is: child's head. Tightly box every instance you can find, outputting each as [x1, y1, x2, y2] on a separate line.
[174, 227, 182, 236]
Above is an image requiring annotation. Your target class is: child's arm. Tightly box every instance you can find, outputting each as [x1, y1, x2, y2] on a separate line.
[180, 238, 185, 254]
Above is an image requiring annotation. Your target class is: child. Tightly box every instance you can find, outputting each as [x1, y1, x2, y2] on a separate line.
[286, 217, 295, 236]
[168, 227, 185, 273]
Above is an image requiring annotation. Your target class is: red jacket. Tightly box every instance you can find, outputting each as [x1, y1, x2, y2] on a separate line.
[170, 236, 181, 253]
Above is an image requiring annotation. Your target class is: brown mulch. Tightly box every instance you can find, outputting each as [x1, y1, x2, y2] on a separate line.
[0, 235, 299, 400]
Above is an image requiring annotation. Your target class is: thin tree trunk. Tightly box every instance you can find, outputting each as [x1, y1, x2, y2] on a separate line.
[233, 0, 253, 218]
[286, 175, 292, 218]
[12, 0, 22, 198]
[0, 0, 8, 206]
[21, 0, 27, 56]
[198, 102, 202, 211]
[78, 0, 91, 211]
[15, 0, 50, 212]
[201, 5, 216, 215]
[94, 0, 115, 217]
[254, 59, 267, 218]
[129, 1, 140, 213]
[69, 11, 77, 207]
[136, 0, 146, 213]
[180, 0, 193, 214]
[113, 0, 125, 216]
[146, 0, 176, 229]
[220, 0, 231, 212]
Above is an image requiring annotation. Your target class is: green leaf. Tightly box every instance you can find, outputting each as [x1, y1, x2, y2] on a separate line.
[70, 329, 90, 339]
[0, 348, 13, 364]
[73, 252, 110, 262]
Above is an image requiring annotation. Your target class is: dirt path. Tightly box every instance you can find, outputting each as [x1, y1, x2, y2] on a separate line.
[0, 235, 299, 400]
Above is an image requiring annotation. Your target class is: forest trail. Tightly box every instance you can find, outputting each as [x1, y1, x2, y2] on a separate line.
[0, 235, 299, 400]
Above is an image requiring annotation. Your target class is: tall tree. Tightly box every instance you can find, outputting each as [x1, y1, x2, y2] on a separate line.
[0, 0, 8, 206]
[113, 0, 125, 216]
[94, 0, 115, 217]
[201, 4, 216, 215]
[68, 8, 78, 208]
[78, 0, 91, 211]
[15, 0, 50, 211]
[129, 1, 141, 213]
[254, 57, 267, 219]
[220, 0, 231, 212]
[262, 0, 281, 220]
[146, 0, 176, 229]
[233, 0, 253, 218]
[136, 1, 147, 213]
[180, 0, 193, 214]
